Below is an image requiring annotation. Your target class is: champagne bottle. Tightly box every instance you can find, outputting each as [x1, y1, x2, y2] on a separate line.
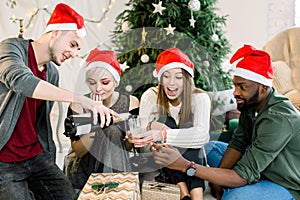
[63, 112, 113, 138]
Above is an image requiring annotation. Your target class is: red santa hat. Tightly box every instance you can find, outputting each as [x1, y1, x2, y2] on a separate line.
[45, 3, 86, 38]
[84, 48, 121, 84]
[230, 44, 274, 87]
[153, 48, 194, 78]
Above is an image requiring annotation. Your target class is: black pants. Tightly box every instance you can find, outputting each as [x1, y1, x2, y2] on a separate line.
[155, 115, 206, 191]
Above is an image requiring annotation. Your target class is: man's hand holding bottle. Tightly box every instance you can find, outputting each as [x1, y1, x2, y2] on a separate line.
[74, 94, 118, 128]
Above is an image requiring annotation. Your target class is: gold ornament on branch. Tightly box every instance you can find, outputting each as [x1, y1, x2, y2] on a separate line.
[141, 27, 148, 43]
[10, 16, 24, 38]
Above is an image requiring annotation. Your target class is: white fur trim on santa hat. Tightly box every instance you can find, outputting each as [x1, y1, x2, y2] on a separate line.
[234, 68, 273, 87]
[85, 61, 120, 84]
[76, 28, 87, 38]
[153, 62, 194, 79]
[45, 23, 86, 38]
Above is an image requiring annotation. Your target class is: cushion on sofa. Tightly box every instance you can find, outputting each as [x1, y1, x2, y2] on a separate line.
[272, 61, 294, 95]
[285, 90, 300, 110]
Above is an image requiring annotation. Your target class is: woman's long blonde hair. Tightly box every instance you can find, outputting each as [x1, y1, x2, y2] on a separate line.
[156, 69, 206, 127]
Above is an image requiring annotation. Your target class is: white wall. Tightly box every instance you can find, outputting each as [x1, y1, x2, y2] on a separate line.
[217, 0, 269, 53]
[216, 0, 295, 54]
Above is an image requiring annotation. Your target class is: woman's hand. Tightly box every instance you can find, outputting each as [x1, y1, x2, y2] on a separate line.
[148, 121, 169, 131]
[123, 134, 134, 151]
[131, 129, 164, 147]
[124, 132, 134, 144]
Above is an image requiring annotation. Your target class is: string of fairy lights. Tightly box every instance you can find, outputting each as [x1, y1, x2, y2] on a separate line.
[8, 0, 115, 58]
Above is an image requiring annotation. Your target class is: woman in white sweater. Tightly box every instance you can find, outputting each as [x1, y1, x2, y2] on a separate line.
[131, 48, 211, 200]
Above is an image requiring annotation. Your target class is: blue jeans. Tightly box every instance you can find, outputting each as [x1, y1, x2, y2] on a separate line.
[204, 141, 295, 200]
[0, 151, 75, 200]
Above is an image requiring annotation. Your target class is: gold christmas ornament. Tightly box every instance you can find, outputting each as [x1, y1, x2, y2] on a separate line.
[141, 27, 148, 42]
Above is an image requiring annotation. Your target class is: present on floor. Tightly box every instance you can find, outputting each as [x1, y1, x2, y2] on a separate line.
[78, 172, 141, 200]
[141, 180, 180, 200]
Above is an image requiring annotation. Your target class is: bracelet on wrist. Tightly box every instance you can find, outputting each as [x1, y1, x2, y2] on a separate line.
[161, 131, 165, 143]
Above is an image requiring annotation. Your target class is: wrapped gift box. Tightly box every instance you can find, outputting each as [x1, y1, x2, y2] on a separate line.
[142, 181, 180, 200]
[78, 172, 141, 200]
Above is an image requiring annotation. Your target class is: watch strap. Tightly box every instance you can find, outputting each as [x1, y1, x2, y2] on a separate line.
[190, 161, 196, 169]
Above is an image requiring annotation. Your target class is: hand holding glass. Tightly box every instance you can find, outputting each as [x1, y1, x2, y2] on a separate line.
[128, 115, 145, 136]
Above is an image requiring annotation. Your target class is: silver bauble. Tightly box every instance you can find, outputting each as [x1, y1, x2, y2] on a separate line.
[188, 0, 201, 11]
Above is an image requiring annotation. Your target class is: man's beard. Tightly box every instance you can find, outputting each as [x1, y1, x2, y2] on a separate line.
[49, 47, 60, 66]
[236, 88, 260, 111]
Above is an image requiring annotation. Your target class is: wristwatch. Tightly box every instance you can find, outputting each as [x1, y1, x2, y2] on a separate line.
[186, 161, 196, 176]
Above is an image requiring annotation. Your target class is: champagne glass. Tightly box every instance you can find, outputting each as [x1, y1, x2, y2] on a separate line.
[128, 115, 144, 136]
[127, 115, 150, 169]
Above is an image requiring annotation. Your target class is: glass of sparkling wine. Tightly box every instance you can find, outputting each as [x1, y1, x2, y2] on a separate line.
[128, 115, 144, 136]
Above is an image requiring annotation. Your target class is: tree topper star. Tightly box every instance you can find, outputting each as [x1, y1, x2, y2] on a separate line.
[152, 1, 166, 15]
[164, 24, 176, 35]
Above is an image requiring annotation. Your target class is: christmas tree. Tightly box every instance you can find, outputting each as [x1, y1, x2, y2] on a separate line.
[111, 0, 233, 99]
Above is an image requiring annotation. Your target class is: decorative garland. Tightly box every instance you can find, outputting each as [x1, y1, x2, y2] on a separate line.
[7, 1, 115, 58]
[7, 1, 113, 33]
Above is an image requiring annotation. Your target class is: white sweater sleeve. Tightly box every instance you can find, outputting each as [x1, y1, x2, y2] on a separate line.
[139, 88, 158, 128]
[165, 93, 211, 149]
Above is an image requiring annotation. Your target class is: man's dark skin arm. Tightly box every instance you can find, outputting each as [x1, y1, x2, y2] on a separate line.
[209, 147, 243, 199]
[153, 144, 247, 192]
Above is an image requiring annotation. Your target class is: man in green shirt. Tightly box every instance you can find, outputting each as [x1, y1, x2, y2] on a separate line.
[153, 44, 300, 200]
